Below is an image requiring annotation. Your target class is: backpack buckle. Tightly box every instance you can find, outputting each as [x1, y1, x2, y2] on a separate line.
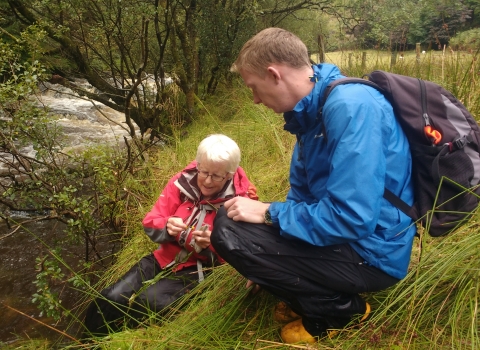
[452, 135, 469, 151]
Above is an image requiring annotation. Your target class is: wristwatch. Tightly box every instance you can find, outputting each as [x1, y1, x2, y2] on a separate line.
[264, 208, 273, 226]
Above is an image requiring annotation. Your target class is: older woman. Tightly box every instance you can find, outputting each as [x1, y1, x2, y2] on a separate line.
[83, 134, 257, 337]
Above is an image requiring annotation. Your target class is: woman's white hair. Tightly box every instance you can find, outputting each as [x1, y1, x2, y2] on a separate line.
[196, 134, 241, 173]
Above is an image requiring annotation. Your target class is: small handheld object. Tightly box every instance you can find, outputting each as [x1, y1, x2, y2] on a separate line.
[190, 225, 208, 253]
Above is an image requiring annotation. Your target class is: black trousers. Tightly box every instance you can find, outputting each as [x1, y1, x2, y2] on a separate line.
[210, 207, 399, 336]
[83, 254, 198, 337]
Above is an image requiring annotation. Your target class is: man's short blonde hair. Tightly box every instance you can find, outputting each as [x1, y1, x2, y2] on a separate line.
[232, 27, 311, 77]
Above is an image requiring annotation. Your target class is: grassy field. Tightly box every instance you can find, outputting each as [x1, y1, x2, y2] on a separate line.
[322, 49, 480, 119]
[7, 50, 479, 349]
[322, 48, 474, 75]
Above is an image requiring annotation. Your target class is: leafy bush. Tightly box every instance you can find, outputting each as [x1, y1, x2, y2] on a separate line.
[0, 26, 155, 327]
[449, 28, 480, 51]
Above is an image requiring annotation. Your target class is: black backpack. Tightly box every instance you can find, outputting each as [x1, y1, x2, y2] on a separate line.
[321, 70, 480, 237]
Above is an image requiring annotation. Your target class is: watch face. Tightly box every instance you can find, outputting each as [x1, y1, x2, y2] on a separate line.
[264, 210, 273, 225]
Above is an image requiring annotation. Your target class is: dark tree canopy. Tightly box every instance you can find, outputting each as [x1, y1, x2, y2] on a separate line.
[2, 0, 478, 139]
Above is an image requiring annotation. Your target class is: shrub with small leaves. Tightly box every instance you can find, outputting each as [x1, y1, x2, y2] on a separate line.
[32, 254, 65, 320]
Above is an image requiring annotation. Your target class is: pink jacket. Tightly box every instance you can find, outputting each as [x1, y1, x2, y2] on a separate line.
[142, 160, 258, 272]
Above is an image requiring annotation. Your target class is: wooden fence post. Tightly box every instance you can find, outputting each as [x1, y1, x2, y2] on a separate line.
[416, 43, 421, 64]
[318, 34, 325, 63]
[390, 51, 397, 69]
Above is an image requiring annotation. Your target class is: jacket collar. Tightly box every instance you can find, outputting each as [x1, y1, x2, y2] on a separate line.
[283, 63, 344, 135]
[175, 162, 236, 204]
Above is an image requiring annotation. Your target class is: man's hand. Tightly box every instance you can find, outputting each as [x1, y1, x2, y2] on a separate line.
[166, 217, 187, 236]
[224, 197, 270, 223]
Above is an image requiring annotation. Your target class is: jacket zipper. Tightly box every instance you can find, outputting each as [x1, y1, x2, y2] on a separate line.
[419, 78, 432, 143]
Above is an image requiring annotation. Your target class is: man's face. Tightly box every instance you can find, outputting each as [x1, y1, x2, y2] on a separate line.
[239, 68, 295, 113]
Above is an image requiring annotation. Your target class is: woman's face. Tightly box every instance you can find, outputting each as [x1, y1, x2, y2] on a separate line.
[196, 159, 233, 199]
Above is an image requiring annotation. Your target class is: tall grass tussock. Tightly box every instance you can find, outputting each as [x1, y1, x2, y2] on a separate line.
[16, 50, 479, 349]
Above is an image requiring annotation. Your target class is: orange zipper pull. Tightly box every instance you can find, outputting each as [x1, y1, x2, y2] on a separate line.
[424, 125, 442, 145]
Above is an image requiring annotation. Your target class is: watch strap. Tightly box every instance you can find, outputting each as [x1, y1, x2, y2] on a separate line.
[264, 209, 273, 226]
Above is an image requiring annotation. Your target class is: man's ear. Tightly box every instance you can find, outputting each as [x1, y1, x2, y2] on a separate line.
[266, 66, 281, 83]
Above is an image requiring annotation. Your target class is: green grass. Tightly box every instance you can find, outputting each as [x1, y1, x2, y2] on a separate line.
[8, 50, 479, 349]
[322, 49, 480, 117]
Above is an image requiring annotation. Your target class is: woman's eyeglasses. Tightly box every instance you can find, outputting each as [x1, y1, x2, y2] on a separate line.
[196, 168, 227, 182]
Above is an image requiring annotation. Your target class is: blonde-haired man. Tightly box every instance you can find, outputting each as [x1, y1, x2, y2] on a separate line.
[212, 28, 416, 344]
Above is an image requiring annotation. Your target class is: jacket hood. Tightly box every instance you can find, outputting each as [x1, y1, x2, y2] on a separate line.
[283, 63, 344, 134]
[175, 160, 254, 204]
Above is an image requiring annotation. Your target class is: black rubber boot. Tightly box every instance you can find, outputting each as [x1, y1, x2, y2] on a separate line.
[302, 293, 368, 337]
[82, 297, 126, 339]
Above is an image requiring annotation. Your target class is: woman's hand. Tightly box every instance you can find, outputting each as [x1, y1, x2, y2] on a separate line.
[166, 217, 187, 236]
[246, 280, 261, 295]
[191, 227, 211, 249]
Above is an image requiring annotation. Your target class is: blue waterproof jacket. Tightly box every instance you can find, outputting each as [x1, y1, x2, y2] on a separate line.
[268, 63, 417, 279]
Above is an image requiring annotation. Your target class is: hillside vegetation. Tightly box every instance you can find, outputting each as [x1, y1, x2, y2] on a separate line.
[11, 50, 479, 349]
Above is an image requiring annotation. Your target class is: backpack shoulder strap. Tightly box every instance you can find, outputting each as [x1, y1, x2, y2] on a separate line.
[321, 77, 384, 109]
[320, 76, 416, 221]
[383, 188, 416, 220]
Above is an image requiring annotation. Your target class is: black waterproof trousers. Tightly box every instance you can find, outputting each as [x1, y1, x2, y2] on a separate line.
[82, 254, 198, 337]
[210, 207, 400, 336]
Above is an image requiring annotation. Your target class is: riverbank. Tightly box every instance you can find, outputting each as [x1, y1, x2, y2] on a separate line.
[0, 78, 140, 345]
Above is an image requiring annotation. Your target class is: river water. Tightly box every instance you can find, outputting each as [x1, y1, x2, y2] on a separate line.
[0, 80, 137, 345]
[1, 216, 76, 344]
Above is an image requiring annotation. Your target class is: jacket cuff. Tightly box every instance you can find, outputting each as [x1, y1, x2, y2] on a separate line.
[143, 226, 175, 243]
[266, 202, 280, 226]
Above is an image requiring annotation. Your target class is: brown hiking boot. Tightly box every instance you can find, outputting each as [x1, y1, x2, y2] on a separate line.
[359, 302, 371, 323]
[280, 318, 317, 344]
[280, 302, 372, 343]
[273, 301, 301, 323]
